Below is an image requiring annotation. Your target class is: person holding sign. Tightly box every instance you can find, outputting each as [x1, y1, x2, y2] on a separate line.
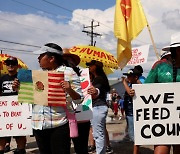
[0, 57, 26, 154]
[63, 48, 91, 154]
[14, 43, 83, 154]
[86, 60, 110, 154]
[145, 38, 180, 153]
[122, 68, 143, 154]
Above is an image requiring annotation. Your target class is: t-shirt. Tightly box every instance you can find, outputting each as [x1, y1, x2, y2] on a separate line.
[92, 76, 109, 107]
[119, 99, 124, 109]
[139, 76, 146, 83]
[123, 83, 133, 116]
[145, 59, 180, 83]
[0, 74, 18, 96]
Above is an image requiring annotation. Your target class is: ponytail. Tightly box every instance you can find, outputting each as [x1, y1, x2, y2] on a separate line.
[63, 59, 81, 76]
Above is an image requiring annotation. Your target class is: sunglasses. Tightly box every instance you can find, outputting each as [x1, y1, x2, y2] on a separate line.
[5, 61, 18, 66]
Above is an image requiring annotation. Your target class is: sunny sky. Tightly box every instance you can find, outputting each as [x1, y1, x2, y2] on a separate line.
[0, 0, 180, 78]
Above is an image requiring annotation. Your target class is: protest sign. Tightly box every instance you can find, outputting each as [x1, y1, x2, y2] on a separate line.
[127, 45, 150, 65]
[133, 82, 180, 145]
[17, 69, 66, 106]
[73, 68, 93, 121]
[0, 95, 32, 137]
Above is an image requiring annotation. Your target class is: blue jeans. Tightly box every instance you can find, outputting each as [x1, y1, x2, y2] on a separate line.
[91, 105, 108, 154]
[126, 115, 134, 142]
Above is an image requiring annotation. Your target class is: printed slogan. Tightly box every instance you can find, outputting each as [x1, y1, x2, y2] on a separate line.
[0, 96, 32, 137]
[133, 83, 180, 145]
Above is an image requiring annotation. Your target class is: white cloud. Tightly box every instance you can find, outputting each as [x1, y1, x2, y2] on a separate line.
[162, 9, 180, 30]
[0, 0, 179, 78]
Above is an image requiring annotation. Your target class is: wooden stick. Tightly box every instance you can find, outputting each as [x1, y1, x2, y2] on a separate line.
[147, 24, 160, 60]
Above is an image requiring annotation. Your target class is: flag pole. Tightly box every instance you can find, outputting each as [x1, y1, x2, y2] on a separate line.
[147, 24, 160, 60]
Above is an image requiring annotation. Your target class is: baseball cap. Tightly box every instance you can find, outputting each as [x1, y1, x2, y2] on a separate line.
[86, 60, 103, 68]
[4, 57, 18, 65]
[123, 69, 139, 76]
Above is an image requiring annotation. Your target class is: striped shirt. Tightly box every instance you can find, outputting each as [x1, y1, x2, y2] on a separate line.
[31, 66, 83, 130]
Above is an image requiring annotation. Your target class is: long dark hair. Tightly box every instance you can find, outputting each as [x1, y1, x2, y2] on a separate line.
[44, 43, 81, 76]
[63, 59, 81, 76]
[170, 47, 177, 82]
[95, 65, 110, 92]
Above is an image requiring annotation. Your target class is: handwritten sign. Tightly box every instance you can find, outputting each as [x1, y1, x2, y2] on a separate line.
[73, 68, 93, 121]
[0, 96, 32, 137]
[133, 83, 180, 145]
[127, 45, 150, 65]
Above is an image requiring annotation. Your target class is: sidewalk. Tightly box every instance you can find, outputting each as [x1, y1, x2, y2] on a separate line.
[7, 109, 173, 154]
[106, 109, 154, 154]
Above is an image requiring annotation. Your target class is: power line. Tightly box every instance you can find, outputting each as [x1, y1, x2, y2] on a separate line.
[0, 46, 33, 53]
[0, 17, 91, 43]
[41, 0, 113, 30]
[11, 0, 71, 21]
[4, 0, 160, 49]
[10, 0, 152, 47]
[41, 0, 159, 47]
[41, 0, 74, 13]
[0, 39, 40, 48]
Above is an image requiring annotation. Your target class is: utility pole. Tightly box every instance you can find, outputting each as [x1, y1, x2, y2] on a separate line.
[82, 19, 102, 46]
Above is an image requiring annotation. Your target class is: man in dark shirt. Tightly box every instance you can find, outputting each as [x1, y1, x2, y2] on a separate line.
[0, 57, 26, 154]
[122, 68, 140, 154]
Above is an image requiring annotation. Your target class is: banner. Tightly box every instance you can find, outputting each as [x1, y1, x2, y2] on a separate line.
[114, 0, 148, 68]
[0, 96, 32, 137]
[127, 45, 150, 65]
[133, 83, 180, 145]
[73, 68, 93, 121]
[18, 69, 66, 106]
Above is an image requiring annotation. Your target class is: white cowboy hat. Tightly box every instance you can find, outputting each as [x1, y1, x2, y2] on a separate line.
[162, 33, 180, 51]
[160, 50, 171, 59]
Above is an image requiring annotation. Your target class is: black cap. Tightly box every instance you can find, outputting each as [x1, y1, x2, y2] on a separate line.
[86, 60, 103, 68]
[4, 57, 18, 65]
[123, 69, 139, 76]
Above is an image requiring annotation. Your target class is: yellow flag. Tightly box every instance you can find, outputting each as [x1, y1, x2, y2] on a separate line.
[114, 0, 147, 69]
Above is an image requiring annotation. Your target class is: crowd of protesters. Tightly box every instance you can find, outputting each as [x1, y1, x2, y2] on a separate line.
[0, 37, 180, 154]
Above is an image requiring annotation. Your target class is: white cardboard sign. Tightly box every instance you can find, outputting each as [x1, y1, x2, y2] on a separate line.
[0, 96, 32, 137]
[133, 82, 180, 145]
[127, 45, 150, 65]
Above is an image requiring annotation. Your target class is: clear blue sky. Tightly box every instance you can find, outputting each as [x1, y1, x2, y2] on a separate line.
[1, 0, 115, 22]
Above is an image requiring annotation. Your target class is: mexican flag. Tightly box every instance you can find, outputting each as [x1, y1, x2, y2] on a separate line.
[17, 69, 66, 106]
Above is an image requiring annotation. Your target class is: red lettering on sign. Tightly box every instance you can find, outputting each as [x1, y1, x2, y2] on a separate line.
[11, 111, 22, 117]
[3, 111, 9, 117]
[0, 101, 7, 106]
[79, 48, 87, 53]
[6, 123, 13, 130]
[101, 52, 107, 59]
[93, 50, 100, 57]
[18, 124, 22, 129]
[11, 101, 19, 106]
